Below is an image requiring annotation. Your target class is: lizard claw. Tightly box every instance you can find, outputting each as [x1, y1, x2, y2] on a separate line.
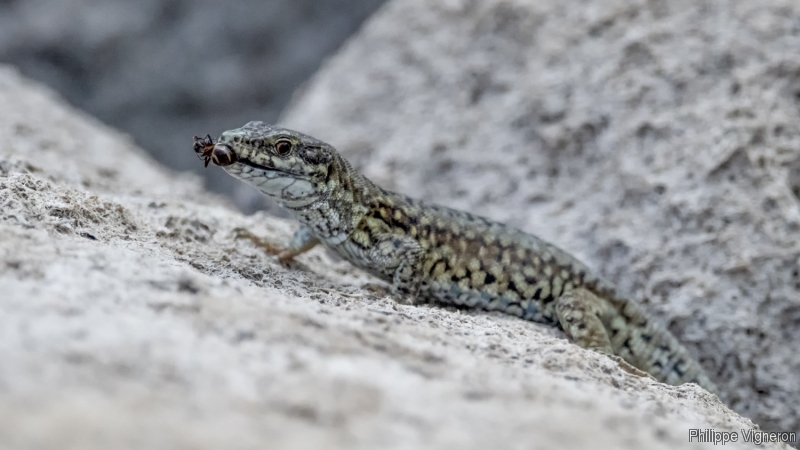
[232, 227, 283, 255]
[362, 282, 390, 296]
[362, 283, 425, 305]
[607, 354, 657, 380]
[276, 250, 297, 267]
[232, 227, 257, 241]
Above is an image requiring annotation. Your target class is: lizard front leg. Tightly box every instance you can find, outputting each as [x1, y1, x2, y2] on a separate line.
[365, 233, 425, 304]
[555, 287, 653, 379]
[235, 224, 319, 265]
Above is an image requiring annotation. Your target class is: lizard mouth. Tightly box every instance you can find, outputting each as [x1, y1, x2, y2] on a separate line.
[237, 158, 297, 177]
[238, 158, 272, 172]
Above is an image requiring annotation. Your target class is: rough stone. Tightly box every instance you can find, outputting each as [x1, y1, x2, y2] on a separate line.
[0, 64, 789, 447]
[281, 0, 800, 439]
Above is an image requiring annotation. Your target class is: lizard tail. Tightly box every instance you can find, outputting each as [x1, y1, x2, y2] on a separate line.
[605, 295, 718, 394]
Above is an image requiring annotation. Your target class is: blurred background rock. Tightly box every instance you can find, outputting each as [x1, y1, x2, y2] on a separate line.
[0, 0, 386, 212]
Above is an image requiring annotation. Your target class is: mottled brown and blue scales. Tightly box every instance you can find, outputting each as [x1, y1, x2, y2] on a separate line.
[358, 192, 594, 324]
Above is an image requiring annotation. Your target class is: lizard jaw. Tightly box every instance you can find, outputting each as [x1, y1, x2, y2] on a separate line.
[223, 162, 319, 205]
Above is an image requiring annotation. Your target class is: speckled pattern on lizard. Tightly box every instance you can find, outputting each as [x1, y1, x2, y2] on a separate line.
[193, 121, 717, 393]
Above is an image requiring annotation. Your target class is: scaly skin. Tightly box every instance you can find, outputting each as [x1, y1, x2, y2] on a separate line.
[195, 121, 717, 393]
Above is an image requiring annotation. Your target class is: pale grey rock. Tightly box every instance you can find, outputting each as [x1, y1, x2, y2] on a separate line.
[0, 67, 790, 449]
[281, 0, 800, 438]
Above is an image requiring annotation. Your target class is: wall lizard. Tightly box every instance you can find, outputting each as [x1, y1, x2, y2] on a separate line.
[193, 121, 717, 393]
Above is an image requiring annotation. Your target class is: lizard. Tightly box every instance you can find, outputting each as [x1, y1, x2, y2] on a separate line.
[193, 121, 717, 393]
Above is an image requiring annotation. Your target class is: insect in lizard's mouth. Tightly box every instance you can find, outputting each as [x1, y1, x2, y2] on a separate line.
[193, 135, 239, 167]
[193, 135, 295, 176]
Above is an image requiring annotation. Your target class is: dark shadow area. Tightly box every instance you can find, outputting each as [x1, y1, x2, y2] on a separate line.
[0, 0, 386, 211]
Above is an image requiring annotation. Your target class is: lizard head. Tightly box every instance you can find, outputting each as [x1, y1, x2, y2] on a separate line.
[199, 122, 335, 205]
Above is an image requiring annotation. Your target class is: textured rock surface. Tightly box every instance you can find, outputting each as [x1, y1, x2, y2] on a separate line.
[281, 0, 800, 438]
[0, 67, 789, 448]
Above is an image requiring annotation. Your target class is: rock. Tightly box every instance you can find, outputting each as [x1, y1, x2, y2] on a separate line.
[281, 0, 800, 439]
[0, 63, 791, 449]
[0, 68, 782, 449]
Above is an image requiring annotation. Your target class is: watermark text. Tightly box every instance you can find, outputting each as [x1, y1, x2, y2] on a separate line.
[689, 429, 796, 445]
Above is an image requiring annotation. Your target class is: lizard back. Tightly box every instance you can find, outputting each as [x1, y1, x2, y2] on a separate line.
[342, 189, 715, 391]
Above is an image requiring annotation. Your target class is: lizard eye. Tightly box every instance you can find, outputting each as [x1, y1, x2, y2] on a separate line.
[275, 139, 293, 156]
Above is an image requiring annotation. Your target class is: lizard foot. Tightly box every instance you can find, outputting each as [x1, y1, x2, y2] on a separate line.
[232, 227, 296, 266]
[605, 354, 657, 381]
[361, 283, 424, 305]
[362, 282, 391, 297]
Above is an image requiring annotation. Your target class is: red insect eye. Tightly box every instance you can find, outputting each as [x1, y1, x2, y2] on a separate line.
[275, 140, 293, 156]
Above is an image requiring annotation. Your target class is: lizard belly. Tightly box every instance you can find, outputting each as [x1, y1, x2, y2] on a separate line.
[415, 228, 566, 327]
[420, 279, 558, 326]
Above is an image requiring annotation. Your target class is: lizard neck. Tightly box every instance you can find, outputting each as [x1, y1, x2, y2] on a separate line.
[281, 152, 379, 244]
